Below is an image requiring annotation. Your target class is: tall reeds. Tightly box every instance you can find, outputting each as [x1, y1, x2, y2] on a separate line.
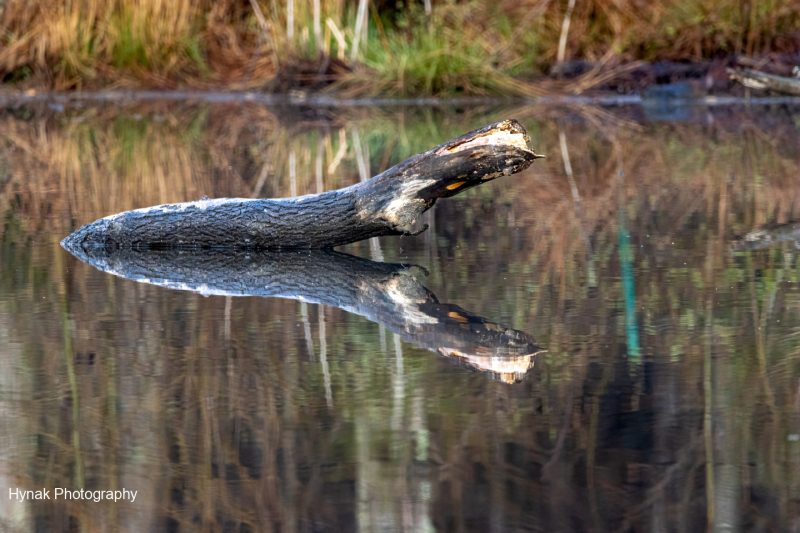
[0, 0, 213, 88]
[2, 0, 799, 93]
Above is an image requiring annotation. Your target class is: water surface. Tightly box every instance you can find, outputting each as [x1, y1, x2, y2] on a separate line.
[2, 100, 800, 532]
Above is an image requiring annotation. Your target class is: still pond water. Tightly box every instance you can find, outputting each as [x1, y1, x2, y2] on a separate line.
[2, 99, 800, 532]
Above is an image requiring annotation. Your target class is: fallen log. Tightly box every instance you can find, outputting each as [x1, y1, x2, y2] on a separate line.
[61, 119, 543, 250]
[727, 67, 800, 96]
[61, 246, 542, 383]
[731, 220, 800, 251]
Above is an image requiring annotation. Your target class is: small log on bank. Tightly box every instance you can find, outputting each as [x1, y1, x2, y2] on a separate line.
[61, 119, 543, 250]
[731, 220, 800, 251]
[727, 67, 800, 96]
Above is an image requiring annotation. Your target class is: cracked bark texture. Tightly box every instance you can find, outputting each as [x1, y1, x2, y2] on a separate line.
[61, 119, 542, 250]
[62, 246, 542, 382]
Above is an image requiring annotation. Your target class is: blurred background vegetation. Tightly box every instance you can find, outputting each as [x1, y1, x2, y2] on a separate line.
[1, 0, 799, 95]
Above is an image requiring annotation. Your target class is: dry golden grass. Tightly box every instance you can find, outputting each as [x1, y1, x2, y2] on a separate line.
[1, 0, 799, 94]
[511, 0, 800, 66]
[0, 0, 275, 89]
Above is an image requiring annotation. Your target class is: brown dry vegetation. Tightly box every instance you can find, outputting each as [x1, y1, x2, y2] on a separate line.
[2, 103, 800, 530]
[0, 0, 277, 89]
[1, 0, 799, 94]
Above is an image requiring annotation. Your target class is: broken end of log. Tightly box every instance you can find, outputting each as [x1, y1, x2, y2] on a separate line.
[436, 119, 532, 155]
[357, 119, 543, 231]
[728, 67, 800, 95]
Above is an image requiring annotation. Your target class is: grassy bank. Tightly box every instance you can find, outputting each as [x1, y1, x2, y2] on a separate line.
[1, 0, 800, 95]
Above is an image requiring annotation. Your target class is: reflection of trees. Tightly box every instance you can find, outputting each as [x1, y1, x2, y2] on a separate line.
[1, 103, 800, 530]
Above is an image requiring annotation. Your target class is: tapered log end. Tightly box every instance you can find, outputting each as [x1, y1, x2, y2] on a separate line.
[61, 217, 117, 254]
[432, 118, 544, 187]
[356, 119, 543, 231]
[437, 119, 536, 157]
[60, 230, 116, 273]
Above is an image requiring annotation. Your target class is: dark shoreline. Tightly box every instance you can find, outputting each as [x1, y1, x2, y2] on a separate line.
[3, 89, 800, 108]
[4, 55, 800, 108]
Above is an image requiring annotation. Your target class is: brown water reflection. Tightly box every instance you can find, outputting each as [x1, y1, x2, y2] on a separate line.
[2, 101, 800, 532]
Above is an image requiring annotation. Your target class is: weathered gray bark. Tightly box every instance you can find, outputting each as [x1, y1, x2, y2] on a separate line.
[61, 246, 542, 382]
[727, 67, 800, 96]
[61, 119, 542, 250]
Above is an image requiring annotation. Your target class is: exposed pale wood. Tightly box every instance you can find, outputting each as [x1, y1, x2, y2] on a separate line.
[728, 67, 800, 96]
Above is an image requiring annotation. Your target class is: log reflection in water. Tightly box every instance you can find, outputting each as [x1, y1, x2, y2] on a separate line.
[62, 245, 542, 383]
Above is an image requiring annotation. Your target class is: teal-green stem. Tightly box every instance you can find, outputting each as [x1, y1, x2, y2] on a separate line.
[618, 212, 641, 367]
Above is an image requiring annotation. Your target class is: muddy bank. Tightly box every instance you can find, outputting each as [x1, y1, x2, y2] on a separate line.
[3, 54, 799, 102]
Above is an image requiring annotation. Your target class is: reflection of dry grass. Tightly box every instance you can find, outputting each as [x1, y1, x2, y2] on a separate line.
[3, 105, 800, 530]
